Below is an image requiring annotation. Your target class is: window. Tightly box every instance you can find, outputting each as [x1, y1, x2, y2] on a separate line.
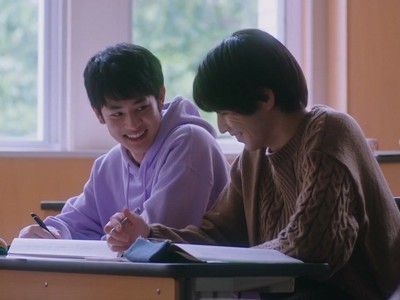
[132, 0, 282, 133]
[0, 1, 340, 154]
[0, 0, 63, 151]
[0, 0, 39, 144]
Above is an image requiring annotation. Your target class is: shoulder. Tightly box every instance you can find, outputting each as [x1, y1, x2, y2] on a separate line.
[303, 105, 366, 154]
[308, 105, 363, 135]
[166, 125, 227, 165]
[161, 97, 217, 138]
[95, 144, 121, 161]
[298, 106, 377, 183]
[306, 105, 359, 132]
[167, 123, 218, 146]
[92, 144, 125, 170]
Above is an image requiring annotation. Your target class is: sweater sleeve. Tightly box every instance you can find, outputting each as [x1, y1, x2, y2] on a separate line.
[258, 151, 359, 272]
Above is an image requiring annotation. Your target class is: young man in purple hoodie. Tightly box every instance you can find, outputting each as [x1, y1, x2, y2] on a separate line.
[18, 43, 230, 240]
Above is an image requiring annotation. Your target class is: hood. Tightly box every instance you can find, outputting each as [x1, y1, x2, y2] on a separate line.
[120, 96, 217, 169]
[161, 96, 217, 138]
[145, 96, 217, 164]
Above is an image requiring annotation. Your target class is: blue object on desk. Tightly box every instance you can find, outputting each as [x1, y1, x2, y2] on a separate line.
[124, 237, 200, 263]
[124, 237, 171, 262]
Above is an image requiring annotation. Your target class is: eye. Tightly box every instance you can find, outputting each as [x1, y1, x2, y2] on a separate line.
[136, 105, 148, 112]
[110, 112, 123, 118]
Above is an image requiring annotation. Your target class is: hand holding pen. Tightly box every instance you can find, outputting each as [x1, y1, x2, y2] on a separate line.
[30, 212, 58, 239]
[109, 207, 141, 236]
[105, 207, 150, 253]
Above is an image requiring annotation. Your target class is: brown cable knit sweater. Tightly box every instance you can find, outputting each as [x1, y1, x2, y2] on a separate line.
[151, 105, 400, 300]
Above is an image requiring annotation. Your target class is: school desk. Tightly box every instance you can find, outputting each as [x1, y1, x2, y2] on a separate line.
[0, 256, 329, 300]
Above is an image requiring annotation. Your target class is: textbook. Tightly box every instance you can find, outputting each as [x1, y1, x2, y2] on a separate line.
[7, 238, 126, 261]
[123, 237, 303, 264]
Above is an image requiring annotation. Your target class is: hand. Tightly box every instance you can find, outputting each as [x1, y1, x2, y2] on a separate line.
[104, 208, 150, 252]
[18, 225, 61, 239]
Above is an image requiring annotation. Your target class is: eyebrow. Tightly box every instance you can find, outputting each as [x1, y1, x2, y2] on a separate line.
[105, 96, 147, 110]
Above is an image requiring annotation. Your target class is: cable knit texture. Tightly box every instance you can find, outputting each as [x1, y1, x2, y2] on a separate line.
[150, 105, 400, 300]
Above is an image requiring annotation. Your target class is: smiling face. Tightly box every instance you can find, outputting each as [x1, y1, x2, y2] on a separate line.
[217, 91, 276, 151]
[217, 90, 308, 152]
[217, 107, 271, 151]
[94, 89, 165, 164]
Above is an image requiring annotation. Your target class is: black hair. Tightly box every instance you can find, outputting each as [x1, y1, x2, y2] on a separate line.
[193, 29, 308, 114]
[83, 43, 164, 112]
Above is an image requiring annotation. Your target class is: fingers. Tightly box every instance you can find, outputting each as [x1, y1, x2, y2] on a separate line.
[105, 208, 151, 253]
[106, 227, 134, 252]
[123, 207, 138, 223]
[19, 225, 59, 239]
[104, 211, 134, 251]
[106, 234, 132, 252]
[104, 212, 126, 235]
[47, 226, 62, 239]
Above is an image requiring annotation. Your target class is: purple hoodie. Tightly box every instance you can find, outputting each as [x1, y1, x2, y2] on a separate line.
[42, 97, 230, 239]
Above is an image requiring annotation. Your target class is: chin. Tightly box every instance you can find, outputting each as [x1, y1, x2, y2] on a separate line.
[243, 144, 255, 151]
[244, 143, 263, 152]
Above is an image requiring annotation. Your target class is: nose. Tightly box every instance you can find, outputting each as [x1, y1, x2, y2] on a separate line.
[125, 112, 141, 129]
[217, 113, 228, 134]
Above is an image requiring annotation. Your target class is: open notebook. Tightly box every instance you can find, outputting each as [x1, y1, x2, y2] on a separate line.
[7, 237, 303, 264]
[7, 238, 126, 261]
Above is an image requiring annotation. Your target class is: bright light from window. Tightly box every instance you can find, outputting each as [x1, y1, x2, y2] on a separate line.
[132, 0, 281, 135]
[0, 0, 39, 142]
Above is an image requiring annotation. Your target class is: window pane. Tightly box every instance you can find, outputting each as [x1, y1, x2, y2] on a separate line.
[132, 0, 279, 133]
[0, 0, 39, 142]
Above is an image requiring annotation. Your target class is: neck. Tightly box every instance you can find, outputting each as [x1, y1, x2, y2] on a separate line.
[267, 109, 307, 152]
[126, 149, 142, 167]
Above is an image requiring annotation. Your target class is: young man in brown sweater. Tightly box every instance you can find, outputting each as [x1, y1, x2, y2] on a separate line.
[105, 29, 400, 300]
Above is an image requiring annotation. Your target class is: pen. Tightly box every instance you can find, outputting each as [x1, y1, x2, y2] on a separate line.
[30, 212, 57, 239]
[110, 207, 141, 236]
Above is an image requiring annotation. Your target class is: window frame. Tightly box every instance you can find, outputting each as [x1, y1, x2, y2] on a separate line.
[41, 0, 65, 150]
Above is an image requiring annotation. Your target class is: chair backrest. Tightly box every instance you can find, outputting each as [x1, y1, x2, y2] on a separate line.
[395, 197, 400, 211]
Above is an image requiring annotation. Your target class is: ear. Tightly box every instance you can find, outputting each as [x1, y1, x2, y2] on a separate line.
[260, 88, 275, 111]
[158, 86, 166, 110]
[91, 106, 106, 124]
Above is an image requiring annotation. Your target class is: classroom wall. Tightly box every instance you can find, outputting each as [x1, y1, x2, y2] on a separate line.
[0, 156, 94, 244]
[347, 0, 400, 149]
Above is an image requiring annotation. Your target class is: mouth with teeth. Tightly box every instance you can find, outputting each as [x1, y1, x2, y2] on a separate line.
[124, 130, 147, 141]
